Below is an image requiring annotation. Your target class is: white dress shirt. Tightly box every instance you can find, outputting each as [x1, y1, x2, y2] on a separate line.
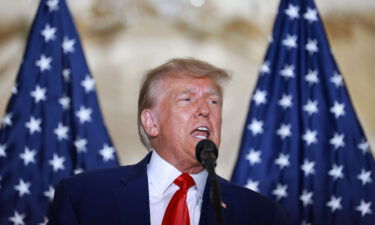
[147, 151, 208, 225]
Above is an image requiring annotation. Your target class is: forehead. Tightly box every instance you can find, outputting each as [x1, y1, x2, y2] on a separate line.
[159, 72, 222, 96]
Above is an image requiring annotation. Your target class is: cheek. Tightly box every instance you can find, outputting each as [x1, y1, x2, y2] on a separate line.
[165, 110, 190, 134]
[213, 111, 222, 126]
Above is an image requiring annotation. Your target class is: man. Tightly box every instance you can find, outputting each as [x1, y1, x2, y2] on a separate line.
[48, 58, 287, 225]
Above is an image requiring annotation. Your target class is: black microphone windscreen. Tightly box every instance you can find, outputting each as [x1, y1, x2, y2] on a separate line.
[195, 139, 218, 164]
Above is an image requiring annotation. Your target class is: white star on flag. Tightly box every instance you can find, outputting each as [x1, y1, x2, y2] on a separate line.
[246, 149, 261, 165]
[38, 217, 49, 225]
[252, 89, 267, 106]
[58, 96, 70, 110]
[247, 119, 264, 136]
[280, 64, 295, 79]
[46, 0, 59, 12]
[74, 168, 84, 174]
[276, 123, 292, 139]
[99, 144, 115, 162]
[43, 186, 55, 202]
[356, 200, 372, 217]
[305, 39, 319, 55]
[19, 147, 37, 166]
[272, 183, 288, 200]
[245, 179, 259, 192]
[326, 195, 342, 212]
[285, 4, 299, 20]
[357, 169, 372, 185]
[62, 68, 71, 82]
[328, 164, 344, 180]
[303, 7, 318, 23]
[278, 94, 293, 109]
[40, 24, 56, 42]
[30, 85, 47, 103]
[358, 140, 369, 154]
[303, 99, 319, 115]
[2, 113, 12, 127]
[331, 72, 343, 88]
[282, 34, 297, 49]
[76, 106, 92, 124]
[305, 69, 319, 85]
[14, 179, 31, 197]
[268, 36, 273, 43]
[9, 211, 26, 225]
[301, 159, 315, 176]
[35, 54, 52, 72]
[81, 75, 96, 93]
[54, 122, 69, 141]
[62, 36, 76, 54]
[300, 190, 313, 206]
[260, 61, 271, 75]
[74, 138, 88, 153]
[329, 133, 345, 149]
[25, 116, 42, 134]
[0, 144, 6, 158]
[274, 153, 290, 169]
[12, 84, 18, 95]
[330, 101, 345, 118]
[49, 154, 65, 172]
[302, 129, 318, 146]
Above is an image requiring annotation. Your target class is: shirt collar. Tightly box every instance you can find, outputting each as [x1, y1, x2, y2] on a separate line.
[147, 150, 208, 197]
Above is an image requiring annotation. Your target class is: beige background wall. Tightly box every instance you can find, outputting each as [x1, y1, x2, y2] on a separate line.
[0, 0, 374, 179]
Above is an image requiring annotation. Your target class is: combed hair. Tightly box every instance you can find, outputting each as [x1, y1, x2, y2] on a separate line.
[137, 58, 230, 150]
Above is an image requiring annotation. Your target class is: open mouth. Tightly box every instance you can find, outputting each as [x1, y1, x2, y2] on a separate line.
[190, 126, 210, 140]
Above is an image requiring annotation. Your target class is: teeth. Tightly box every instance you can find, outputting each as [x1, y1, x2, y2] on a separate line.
[197, 126, 208, 131]
[192, 126, 209, 139]
[195, 135, 207, 139]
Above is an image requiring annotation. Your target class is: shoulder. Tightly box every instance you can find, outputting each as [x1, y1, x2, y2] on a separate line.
[218, 177, 287, 224]
[55, 165, 131, 198]
[60, 153, 151, 189]
[218, 177, 272, 205]
[62, 166, 131, 186]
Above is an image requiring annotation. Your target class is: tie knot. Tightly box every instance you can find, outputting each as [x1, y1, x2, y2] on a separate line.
[173, 173, 195, 191]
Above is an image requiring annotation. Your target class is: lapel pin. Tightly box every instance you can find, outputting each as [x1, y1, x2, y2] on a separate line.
[220, 201, 227, 209]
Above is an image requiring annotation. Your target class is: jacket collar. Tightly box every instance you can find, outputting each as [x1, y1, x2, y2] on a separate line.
[115, 152, 152, 225]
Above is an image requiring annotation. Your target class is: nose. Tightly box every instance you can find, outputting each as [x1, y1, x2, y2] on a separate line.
[196, 101, 210, 118]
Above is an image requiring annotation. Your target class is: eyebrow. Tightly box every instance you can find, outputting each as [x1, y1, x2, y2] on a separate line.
[177, 88, 221, 98]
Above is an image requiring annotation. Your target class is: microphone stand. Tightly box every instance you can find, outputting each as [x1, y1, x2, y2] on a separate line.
[205, 153, 224, 225]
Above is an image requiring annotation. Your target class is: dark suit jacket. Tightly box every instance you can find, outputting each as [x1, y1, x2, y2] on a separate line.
[48, 153, 287, 225]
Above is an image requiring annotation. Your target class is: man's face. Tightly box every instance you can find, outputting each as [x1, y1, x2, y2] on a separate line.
[144, 73, 223, 173]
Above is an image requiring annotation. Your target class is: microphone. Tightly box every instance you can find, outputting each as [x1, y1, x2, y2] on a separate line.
[195, 139, 218, 173]
[195, 139, 223, 225]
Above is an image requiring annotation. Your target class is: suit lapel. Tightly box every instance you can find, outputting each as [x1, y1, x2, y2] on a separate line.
[199, 176, 231, 225]
[115, 153, 152, 225]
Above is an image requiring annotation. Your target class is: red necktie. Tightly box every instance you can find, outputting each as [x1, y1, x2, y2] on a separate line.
[162, 173, 196, 225]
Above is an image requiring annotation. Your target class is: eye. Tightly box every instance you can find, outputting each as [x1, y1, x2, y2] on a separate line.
[181, 98, 191, 102]
[208, 97, 221, 105]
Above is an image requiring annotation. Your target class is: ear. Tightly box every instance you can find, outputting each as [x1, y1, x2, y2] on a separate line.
[141, 109, 159, 137]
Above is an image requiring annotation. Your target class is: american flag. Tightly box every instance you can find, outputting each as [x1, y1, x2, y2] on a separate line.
[231, 0, 375, 224]
[0, 0, 119, 224]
